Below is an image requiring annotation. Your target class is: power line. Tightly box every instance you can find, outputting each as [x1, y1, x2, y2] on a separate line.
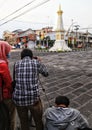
[0, 0, 51, 27]
[0, 0, 37, 21]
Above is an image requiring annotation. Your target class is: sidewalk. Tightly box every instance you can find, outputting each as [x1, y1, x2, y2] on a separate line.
[9, 49, 92, 129]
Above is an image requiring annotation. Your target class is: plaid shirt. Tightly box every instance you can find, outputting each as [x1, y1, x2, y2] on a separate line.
[12, 56, 48, 106]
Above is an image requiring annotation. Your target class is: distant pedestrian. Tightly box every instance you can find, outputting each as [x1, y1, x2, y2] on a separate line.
[21, 37, 28, 48]
[0, 41, 16, 130]
[43, 95, 92, 130]
[12, 48, 49, 130]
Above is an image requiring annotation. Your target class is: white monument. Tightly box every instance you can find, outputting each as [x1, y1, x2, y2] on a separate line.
[49, 5, 72, 52]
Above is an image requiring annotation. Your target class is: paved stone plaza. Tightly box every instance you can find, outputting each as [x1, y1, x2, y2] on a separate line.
[9, 49, 92, 129]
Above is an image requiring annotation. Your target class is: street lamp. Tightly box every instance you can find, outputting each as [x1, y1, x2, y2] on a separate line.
[86, 24, 92, 46]
[74, 25, 80, 45]
[74, 25, 80, 35]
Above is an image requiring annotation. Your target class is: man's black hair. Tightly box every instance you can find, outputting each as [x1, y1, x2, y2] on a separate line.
[55, 96, 70, 107]
[21, 48, 33, 59]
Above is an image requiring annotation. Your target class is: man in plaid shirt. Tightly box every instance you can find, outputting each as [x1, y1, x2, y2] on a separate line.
[12, 48, 48, 130]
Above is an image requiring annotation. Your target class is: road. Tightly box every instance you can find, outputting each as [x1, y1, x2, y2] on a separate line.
[9, 49, 92, 129]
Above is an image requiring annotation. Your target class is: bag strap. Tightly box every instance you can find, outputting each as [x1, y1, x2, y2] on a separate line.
[13, 63, 16, 81]
[0, 74, 3, 101]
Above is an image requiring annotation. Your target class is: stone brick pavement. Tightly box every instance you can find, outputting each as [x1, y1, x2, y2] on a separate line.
[9, 49, 92, 129]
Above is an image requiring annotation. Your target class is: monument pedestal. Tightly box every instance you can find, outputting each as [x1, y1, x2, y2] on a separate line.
[49, 40, 72, 51]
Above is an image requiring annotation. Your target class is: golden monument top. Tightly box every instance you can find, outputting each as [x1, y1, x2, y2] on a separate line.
[59, 4, 61, 10]
[57, 4, 63, 14]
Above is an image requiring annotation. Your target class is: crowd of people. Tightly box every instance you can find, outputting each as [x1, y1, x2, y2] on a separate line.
[0, 40, 92, 130]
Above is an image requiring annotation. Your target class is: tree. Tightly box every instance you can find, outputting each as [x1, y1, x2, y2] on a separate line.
[3, 30, 16, 45]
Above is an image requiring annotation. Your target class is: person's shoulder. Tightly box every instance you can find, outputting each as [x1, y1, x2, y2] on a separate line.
[45, 106, 56, 113]
[32, 58, 41, 65]
[15, 59, 22, 64]
[70, 107, 80, 114]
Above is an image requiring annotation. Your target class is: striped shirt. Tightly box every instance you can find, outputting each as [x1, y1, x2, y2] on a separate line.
[12, 56, 48, 106]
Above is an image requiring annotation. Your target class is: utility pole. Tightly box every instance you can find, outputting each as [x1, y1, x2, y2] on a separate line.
[74, 25, 80, 46]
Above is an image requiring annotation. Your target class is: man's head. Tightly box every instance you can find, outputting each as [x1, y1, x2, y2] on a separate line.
[21, 48, 33, 59]
[55, 96, 70, 107]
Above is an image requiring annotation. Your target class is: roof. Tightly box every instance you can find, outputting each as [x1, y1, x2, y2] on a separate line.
[17, 29, 35, 38]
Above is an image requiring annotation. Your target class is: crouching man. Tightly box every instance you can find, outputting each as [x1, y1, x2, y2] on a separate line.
[43, 96, 92, 130]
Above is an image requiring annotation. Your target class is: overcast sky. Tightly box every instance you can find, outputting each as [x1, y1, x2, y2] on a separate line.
[0, 0, 92, 38]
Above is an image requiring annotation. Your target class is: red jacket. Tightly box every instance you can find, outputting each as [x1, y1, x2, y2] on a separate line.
[0, 62, 12, 99]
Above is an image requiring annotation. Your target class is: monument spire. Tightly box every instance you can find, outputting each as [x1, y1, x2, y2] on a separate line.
[49, 5, 71, 52]
[56, 4, 64, 38]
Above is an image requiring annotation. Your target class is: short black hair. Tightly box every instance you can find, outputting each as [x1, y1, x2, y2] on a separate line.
[55, 96, 70, 107]
[21, 48, 33, 59]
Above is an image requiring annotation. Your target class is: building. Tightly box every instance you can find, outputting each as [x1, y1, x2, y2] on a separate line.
[15, 28, 36, 43]
[35, 26, 53, 40]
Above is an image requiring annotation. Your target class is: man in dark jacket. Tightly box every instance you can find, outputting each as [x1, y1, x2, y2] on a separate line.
[43, 96, 92, 130]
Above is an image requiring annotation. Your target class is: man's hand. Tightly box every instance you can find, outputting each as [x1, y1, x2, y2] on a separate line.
[33, 56, 41, 61]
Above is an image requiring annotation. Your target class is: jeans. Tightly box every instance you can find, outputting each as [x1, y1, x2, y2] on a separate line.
[3, 99, 16, 130]
[16, 99, 43, 130]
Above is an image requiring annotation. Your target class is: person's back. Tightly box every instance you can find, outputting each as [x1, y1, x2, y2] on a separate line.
[43, 96, 90, 130]
[13, 49, 48, 106]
